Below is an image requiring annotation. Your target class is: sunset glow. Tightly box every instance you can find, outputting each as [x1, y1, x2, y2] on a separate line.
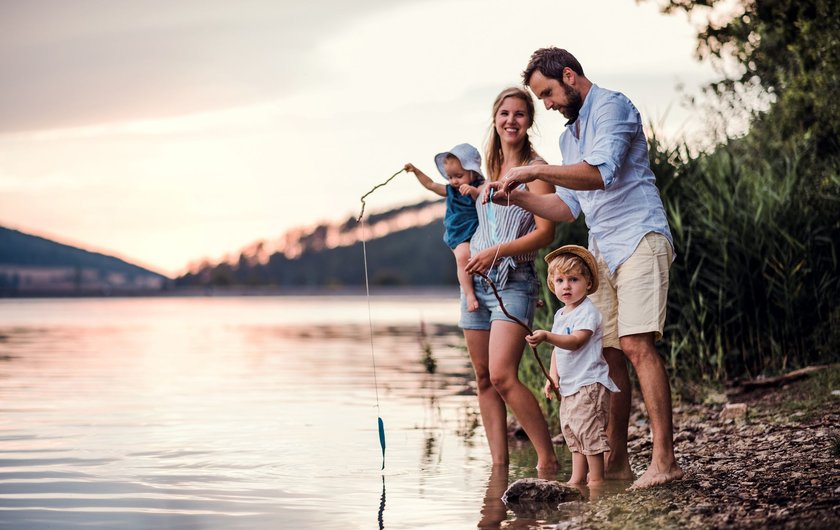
[0, 0, 717, 276]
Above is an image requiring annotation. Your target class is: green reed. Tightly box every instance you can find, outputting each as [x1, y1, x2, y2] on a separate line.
[518, 130, 839, 404]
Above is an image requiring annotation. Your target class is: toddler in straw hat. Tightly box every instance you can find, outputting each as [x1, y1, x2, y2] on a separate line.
[526, 245, 619, 486]
[405, 143, 484, 311]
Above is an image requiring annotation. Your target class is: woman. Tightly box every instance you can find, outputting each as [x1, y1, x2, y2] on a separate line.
[463, 87, 558, 471]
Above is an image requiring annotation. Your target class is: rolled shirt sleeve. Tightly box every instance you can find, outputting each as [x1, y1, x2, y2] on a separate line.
[554, 186, 581, 220]
[581, 95, 641, 190]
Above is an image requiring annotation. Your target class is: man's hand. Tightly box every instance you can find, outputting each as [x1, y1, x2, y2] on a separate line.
[501, 165, 537, 193]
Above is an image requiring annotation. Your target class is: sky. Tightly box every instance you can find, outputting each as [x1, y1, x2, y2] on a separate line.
[0, 0, 722, 277]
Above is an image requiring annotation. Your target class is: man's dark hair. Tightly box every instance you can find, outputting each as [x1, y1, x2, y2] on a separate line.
[522, 47, 585, 85]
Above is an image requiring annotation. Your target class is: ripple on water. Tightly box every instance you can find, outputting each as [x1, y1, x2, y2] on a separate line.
[1, 297, 588, 529]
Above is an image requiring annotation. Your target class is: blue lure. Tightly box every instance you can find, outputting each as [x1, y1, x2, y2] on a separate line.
[377, 416, 386, 470]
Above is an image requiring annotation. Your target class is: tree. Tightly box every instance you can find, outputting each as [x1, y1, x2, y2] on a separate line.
[653, 0, 840, 171]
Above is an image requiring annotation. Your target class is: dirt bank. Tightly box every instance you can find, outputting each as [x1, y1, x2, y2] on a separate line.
[551, 368, 840, 529]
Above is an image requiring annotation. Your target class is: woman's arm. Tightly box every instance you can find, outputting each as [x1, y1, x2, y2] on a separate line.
[466, 175, 556, 273]
[544, 351, 559, 400]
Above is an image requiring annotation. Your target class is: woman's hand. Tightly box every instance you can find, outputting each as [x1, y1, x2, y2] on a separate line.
[404, 163, 418, 174]
[481, 181, 510, 204]
[526, 330, 547, 347]
[465, 245, 501, 274]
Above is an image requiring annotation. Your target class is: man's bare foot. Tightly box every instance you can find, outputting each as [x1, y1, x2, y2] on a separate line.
[629, 462, 684, 489]
[604, 461, 634, 481]
[466, 295, 479, 312]
[536, 461, 560, 479]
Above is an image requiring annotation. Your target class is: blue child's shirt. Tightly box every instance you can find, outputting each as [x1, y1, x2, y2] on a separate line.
[443, 185, 479, 249]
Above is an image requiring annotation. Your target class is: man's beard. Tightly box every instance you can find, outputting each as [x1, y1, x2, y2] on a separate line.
[561, 83, 583, 125]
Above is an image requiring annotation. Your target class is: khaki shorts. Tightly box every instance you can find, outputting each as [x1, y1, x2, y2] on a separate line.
[588, 232, 673, 349]
[559, 383, 611, 455]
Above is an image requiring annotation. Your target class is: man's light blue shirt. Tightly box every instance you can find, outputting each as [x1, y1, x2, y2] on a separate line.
[555, 84, 674, 273]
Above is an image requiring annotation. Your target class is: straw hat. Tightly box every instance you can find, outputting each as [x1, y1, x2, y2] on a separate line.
[544, 244, 599, 294]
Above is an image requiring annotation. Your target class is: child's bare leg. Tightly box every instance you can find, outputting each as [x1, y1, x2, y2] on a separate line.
[453, 242, 478, 312]
[567, 452, 589, 485]
[586, 453, 606, 484]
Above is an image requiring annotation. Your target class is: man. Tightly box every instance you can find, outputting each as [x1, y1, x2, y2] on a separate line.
[489, 47, 684, 489]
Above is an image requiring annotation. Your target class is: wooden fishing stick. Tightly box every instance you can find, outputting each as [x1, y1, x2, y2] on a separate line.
[474, 270, 562, 403]
[358, 168, 406, 222]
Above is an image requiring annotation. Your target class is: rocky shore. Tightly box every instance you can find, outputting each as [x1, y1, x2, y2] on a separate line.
[509, 368, 840, 529]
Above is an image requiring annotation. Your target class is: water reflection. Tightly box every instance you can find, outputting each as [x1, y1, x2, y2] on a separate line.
[378, 475, 386, 530]
[0, 297, 626, 530]
[478, 465, 510, 529]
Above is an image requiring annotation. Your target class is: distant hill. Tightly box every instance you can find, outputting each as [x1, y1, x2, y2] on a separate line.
[176, 199, 459, 288]
[0, 226, 169, 296]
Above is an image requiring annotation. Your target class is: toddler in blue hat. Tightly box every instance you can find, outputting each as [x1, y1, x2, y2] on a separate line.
[405, 143, 484, 311]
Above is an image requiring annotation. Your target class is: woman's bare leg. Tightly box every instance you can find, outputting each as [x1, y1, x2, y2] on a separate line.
[464, 329, 508, 464]
[487, 320, 558, 471]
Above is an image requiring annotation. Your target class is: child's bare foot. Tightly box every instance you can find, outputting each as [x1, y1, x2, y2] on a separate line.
[466, 295, 480, 312]
[629, 462, 684, 489]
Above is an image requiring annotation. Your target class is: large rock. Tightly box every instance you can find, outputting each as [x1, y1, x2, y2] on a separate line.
[502, 478, 583, 504]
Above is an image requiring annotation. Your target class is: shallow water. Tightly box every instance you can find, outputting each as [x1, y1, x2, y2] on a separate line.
[0, 295, 582, 529]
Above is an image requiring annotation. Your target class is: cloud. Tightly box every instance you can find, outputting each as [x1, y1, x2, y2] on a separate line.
[0, 0, 718, 274]
[0, 0, 421, 133]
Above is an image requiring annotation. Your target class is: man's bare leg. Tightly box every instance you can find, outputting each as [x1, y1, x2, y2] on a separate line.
[603, 346, 633, 480]
[621, 333, 684, 489]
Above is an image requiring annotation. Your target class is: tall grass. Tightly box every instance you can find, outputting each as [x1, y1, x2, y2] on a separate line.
[518, 130, 839, 404]
[654, 133, 840, 383]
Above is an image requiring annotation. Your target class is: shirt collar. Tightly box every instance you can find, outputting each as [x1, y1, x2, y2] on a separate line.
[566, 83, 600, 129]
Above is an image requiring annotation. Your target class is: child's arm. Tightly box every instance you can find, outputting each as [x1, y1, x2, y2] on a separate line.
[536, 329, 593, 351]
[404, 163, 447, 197]
[459, 184, 480, 199]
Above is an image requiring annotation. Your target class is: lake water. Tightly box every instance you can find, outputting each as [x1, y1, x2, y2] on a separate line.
[0, 295, 580, 529]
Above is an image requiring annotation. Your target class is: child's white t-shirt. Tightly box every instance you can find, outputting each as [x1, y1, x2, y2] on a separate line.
[551, 297, 620, 397]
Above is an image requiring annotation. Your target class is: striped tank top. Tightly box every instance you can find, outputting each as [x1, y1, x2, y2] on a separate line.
[469, 157, 544, 289]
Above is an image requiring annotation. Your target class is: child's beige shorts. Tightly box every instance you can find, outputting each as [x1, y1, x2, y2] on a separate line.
[560, 383, 611, 455]
[588, 232, 673, 349]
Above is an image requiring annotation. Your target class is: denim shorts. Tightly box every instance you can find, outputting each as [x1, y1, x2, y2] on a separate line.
[459, 263, 540, 330]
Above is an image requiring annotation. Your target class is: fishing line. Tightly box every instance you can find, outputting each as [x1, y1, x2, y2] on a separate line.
[483, 184, 561, 401]
[358, 168, 405, 470]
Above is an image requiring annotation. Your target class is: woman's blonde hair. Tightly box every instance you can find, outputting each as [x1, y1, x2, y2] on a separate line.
[484, 87, 538, 182]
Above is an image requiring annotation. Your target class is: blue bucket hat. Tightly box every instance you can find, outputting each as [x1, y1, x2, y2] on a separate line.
[434, 143, 485, 184]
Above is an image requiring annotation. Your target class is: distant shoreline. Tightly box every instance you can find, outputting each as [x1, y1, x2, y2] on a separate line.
[0, 285, 462, 300]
